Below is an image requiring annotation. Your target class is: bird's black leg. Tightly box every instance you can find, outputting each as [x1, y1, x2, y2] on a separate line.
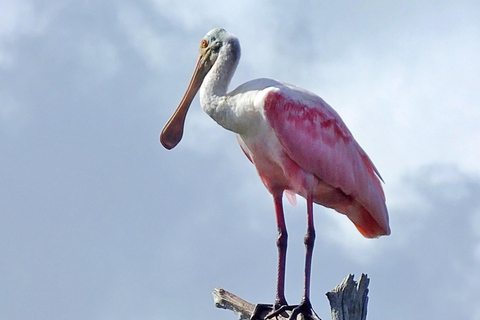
[252, 193, 320, 320]
[251, 192, 290, 320]
[303, 193, 315, 301]
[289, 193, 321, 320]
[273, 192, 288, 308]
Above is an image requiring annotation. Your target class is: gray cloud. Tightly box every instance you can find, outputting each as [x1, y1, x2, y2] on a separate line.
[1, 0, 480, 319]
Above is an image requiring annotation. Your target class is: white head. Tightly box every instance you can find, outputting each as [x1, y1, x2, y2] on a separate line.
[160, 28, 239, 150]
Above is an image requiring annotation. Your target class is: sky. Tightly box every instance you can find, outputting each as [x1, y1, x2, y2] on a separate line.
[1, 0, 480, 319]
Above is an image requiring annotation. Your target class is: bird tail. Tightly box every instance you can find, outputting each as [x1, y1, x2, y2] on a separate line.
[345, 203, 391, 239]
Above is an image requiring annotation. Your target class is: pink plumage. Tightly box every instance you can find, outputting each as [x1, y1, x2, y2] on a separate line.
[160, 28, 390, 319]
[263, 89, 390, 238]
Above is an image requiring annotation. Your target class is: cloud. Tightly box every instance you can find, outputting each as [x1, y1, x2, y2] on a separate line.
[1, 1, 480, 320]
[0, 0, 58, 67]
[117, 3, 171, 71]
[368, 163, 480, 320]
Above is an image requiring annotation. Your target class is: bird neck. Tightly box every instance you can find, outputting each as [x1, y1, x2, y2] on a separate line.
[200, 37, 242, 133]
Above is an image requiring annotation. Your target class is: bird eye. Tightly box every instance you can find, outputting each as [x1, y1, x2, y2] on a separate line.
[200, 39, 208, 48]
[212, 41, 222, 52]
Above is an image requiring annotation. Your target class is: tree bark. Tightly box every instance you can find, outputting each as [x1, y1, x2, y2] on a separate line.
[325, 274, 369, 320]
[212, 274, 369, 320]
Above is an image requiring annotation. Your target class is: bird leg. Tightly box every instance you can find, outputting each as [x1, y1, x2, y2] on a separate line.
[273, 192, 289, 308]
[251, 193, 289, 320]
[251, 193, 321, 320]
[303, 193, 315, 301]
[288, 193, 321, 320]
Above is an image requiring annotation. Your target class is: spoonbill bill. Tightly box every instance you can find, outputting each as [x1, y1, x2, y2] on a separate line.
[160, 28, 390, 320]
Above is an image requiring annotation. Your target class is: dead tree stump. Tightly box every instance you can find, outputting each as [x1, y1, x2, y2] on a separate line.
[212, 274, 369, 320]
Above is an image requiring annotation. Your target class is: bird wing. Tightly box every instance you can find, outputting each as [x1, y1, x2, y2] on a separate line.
[263, 86, 390, 236]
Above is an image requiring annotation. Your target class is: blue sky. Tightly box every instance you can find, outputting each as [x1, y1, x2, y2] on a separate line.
[1, 1, 480, 319]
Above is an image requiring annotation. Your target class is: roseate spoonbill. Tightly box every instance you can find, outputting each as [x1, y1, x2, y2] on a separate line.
[160, 28, 390, 320]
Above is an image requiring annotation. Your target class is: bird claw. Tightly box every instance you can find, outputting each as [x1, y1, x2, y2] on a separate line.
[265, 304, 296, 319]
[250, 303, 291, 320]
[251, 300, 321, 320]
[288, 300, 321, 320]
[250, 304, 281, 320]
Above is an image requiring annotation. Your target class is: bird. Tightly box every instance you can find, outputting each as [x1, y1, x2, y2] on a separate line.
[160, 28, 390, 320]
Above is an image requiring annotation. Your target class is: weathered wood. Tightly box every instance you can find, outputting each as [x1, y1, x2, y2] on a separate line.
[326, 274, 369, 320]
[212, 274, 370, 320]
[212, 288, 256, 320]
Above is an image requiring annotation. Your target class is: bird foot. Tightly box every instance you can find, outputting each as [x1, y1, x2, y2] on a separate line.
[250, 303, 290, 320]
[287, 300, 321, 320]
[251, 300, 321, 320]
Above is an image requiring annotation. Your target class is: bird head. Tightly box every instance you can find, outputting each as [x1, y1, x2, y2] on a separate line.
[160, 28, 227, 150]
